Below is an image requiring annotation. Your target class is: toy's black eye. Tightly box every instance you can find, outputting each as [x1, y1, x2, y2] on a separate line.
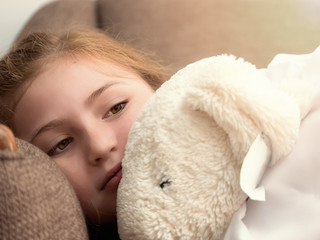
[160, 179, 171, 189]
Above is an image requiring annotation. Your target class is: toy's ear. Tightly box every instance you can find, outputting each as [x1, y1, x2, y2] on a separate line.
[184, 55, 300, 165]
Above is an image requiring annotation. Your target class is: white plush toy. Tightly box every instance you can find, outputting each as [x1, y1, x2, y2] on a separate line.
[117, 54, 319, 240]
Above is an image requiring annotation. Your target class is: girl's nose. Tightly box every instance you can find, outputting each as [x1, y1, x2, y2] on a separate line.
[85, 123, 118, 165]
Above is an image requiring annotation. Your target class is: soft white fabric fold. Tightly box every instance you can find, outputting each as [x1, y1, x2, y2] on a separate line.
[224, 46, 320, 240]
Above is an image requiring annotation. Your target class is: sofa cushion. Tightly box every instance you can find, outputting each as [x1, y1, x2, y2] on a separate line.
[0, 138, 88, 240]
[97, 0, 320, 73]
[16, 0, 97, 43]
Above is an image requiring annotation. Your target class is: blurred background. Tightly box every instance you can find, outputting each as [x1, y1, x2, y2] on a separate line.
[0, 0, 319, 70]
[0, 0, 53, 56]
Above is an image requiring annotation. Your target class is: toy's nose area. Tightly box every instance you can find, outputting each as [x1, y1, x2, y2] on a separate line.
[0, 124, 17, 151]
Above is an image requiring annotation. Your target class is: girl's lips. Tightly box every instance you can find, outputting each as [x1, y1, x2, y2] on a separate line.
[101, 163, 122, 190]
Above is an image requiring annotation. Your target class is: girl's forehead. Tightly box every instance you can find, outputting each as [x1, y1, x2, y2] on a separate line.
[29, 62, 136, 103]
[49, 55, 137, 77]
[13, 56, 152, 137]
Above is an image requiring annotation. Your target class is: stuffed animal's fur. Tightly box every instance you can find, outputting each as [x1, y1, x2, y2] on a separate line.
[117, 55, 317, 240]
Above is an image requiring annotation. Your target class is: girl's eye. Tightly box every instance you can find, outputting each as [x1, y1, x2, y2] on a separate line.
[47, 137, 73, 156]
[106, 101, 128, 117]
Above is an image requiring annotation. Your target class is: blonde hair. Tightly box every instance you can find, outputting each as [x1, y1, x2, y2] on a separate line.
[0, 28, 167, 130]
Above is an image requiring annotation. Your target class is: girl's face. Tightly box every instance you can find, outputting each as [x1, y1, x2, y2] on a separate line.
[14, 57, 154, 224]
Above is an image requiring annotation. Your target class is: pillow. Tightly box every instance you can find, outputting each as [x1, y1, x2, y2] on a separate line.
[0, 138, 89, 240]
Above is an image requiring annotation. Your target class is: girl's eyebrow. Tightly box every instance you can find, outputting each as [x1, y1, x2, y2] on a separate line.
[30, 81, 119, 143]
[30, 119, 64, 143]
[30, 82, 119, 142]
[86, 81, 118, 105]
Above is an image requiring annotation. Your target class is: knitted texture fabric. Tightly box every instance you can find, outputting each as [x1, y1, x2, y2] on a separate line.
[0, 139, 88, 240]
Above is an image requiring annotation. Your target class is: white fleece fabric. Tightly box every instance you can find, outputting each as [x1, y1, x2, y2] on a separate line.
[224, 46, 320, 240]
[117, 46, 320, 240]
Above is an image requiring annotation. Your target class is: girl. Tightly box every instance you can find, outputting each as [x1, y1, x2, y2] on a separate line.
[0, 28, 167, 239]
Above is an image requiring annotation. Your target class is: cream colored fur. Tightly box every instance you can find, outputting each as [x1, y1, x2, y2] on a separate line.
[117, 55, 315, 240]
